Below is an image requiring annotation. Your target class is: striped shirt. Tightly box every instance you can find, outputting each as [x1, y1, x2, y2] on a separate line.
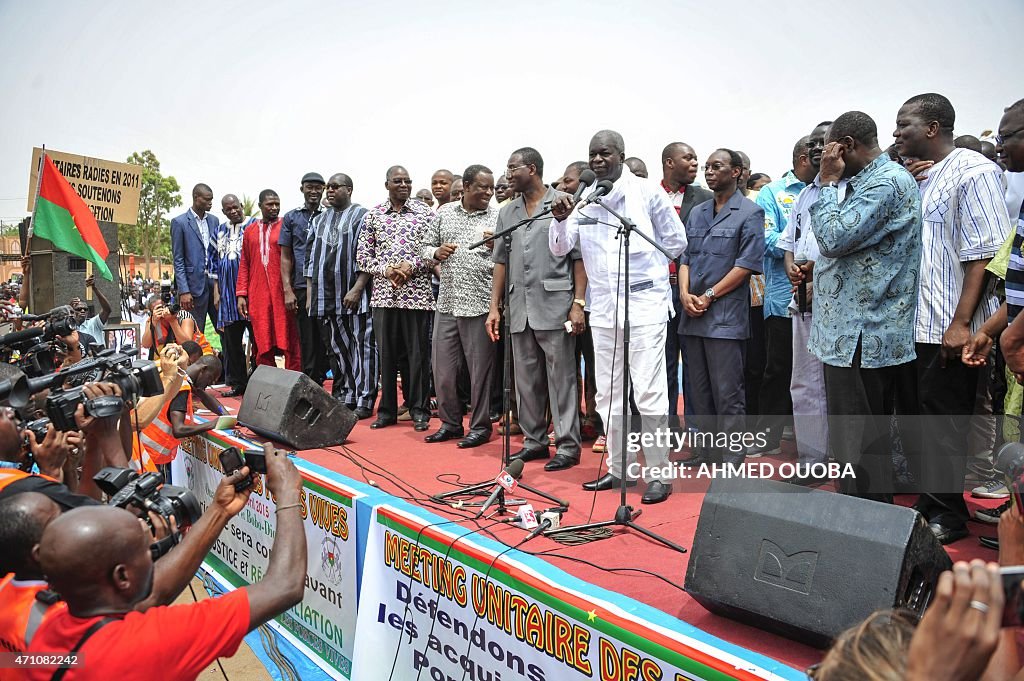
[1005, 201, 1024, 325]
[304, 204, 370, 317]
[915, 148, 1011, 344]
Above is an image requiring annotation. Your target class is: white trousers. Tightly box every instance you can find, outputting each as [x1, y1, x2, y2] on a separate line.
[593, 323, 670, 481]
[791, 312, 828, 463]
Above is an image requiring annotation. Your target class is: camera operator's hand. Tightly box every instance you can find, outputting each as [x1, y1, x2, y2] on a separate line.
[74, 382, 123, 433]
[26, 423, 71, 480]
[214, 466, 254, 517]
[905, 560, 1003, 681]
[159, 344, 188, 377]
[999, 501, 1024, 567]
[264, 443, 301, 504]
[140, 510, 177, 541]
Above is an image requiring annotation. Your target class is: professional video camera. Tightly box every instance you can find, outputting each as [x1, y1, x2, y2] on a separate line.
[0, 306, 79, 377]
[94, 466, 201, 558]
[0, 347, 163, 426]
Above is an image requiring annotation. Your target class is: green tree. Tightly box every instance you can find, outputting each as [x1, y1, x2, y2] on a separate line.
[118, 150, 180, 277]
[241, 194, 260, 219]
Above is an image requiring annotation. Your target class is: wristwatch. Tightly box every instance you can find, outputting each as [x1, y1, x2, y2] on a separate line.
[704, 288, 716, 301]
[572, 298, 586, 308]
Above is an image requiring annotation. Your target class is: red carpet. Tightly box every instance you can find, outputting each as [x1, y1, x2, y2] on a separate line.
[218, 393, 1003, 673]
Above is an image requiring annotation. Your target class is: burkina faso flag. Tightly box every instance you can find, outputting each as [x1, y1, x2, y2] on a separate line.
[33, 154, 113, 280]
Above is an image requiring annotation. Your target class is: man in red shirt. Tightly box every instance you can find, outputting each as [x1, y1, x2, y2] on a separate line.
[26, 445, 306, 680]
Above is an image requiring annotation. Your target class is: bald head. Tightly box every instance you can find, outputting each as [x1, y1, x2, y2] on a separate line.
[0, 492, 60, 577]
[39, 506, 153, 612]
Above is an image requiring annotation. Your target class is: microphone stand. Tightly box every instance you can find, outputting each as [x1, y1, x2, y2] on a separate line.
[430, 206, 568, 511]
[545, 196, 686, 554]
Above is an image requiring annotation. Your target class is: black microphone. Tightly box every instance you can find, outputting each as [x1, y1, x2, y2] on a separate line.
[572, 169, 597, 204]
[577, 179, 614, 210]
[0, 327, 43, 347]
[476, 459, 525, 518]
[523, 510, 562, 541]
[795, 254, 809, 314]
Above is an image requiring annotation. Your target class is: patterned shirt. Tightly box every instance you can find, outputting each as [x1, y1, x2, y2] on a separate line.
[417, 201, 497, 317]
[278, 206, 321, 290]
[356, 199, 435, 310]
[914, 148, 1010, 344]
[305, 204, 370, 317]
[1005, 200, 1024, 324]
[809, 154, 922, 369]
[211, 217, 254, 328]
[756, 171, 806, 318]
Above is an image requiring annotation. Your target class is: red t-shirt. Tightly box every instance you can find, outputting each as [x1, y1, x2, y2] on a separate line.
[26, 588, 250, 681]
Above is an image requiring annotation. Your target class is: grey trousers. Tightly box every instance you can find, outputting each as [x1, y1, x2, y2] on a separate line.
[432, 312, 495, 435]
[791, 312, 828, 464]
[512, 323, 581, 457]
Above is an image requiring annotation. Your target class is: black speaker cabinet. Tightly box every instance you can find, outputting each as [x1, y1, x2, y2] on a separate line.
[238, 366, 356, 450]
[684, 477, 951, 648]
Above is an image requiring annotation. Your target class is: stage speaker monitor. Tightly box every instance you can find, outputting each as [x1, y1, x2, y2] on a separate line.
[238, 366, 357, 450]
[683, 477, 951, 648]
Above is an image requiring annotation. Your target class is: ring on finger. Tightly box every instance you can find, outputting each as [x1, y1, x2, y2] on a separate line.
[968, 600, 990, 614]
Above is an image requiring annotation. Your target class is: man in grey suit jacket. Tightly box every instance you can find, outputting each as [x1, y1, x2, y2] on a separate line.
[487, 147, 586, 471]
[170, 183, 217, 332]
[660, 143, 713, 420]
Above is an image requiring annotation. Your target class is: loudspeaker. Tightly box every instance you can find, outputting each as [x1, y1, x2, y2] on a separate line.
[238, 366, 357, 450]
[684, 477, 951, 648]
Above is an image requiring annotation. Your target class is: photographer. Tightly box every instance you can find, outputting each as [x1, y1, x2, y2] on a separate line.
[140, 295, 212, 361]
[70, 275, 112, 347]
[26, 445, 307, 680]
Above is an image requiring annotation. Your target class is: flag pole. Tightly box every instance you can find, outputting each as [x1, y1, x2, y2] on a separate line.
[26, 145, 46, 313]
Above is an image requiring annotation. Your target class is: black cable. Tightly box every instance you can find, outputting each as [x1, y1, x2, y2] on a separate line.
[456, 539, 524, 681]
[521, 546, 688, 595]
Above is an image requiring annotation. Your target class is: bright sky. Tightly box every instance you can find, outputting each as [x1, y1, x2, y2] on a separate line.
[1, 0, 1022, 224]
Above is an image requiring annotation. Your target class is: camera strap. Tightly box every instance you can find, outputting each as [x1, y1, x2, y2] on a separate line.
[50, 616, 114, 681]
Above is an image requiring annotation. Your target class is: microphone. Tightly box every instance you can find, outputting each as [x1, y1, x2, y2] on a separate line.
[476, 459, 524, 518]
[795, 254, 809, 314]
[0, 327, 44, 348]
[571, 169, 597, 204]
[523, 509, 563, 541]
[577, 179, 614, 210]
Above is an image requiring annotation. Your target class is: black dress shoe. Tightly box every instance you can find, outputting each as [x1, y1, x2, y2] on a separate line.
[544, 453, 579, 471]
[489, 411, 502, 423]
[353, 407, 373, 420]
[223, 387, 245, 398]
[980, 536, 999, 550]
[457, 432, 490, 449]
[424, 427, 463, 443]
[679, 453, 711, 468]
[413, 420, 430, 432]
[641, 480, 672, 504]
[582, 473, 638, 491]
[509, 447, 549, 463]
[370, 419, 396, 429]
[928, 517, 969, 545]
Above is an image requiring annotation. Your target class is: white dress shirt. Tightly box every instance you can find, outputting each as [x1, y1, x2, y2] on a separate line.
[549, 168, 687, 328]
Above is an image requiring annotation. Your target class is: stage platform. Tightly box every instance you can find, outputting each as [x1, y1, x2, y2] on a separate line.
[212, 393, 1003, 678]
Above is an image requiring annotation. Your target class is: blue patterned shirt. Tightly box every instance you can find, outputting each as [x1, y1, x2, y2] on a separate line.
[756, 170, 806, 318]
[808, 154, 922, 368]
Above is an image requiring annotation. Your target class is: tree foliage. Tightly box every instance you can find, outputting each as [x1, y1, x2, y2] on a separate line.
[118, 150, 180, 273]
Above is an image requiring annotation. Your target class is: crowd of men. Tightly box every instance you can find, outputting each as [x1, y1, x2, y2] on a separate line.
[156, 92, 1024, 526]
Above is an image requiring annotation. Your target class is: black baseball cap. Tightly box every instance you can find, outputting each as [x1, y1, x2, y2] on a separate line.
[301, 172, 325, 185]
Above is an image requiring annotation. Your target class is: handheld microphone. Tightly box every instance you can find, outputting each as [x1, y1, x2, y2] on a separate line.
[571, 169, 597, 204]
[795, 254, 809, 314]
[524, 509, 563, 541]
[476, 459, 524, 518]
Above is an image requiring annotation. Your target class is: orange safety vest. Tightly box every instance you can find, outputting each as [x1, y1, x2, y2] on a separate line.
[131, 384, 193, 472]
[0, 574, 65, 670]
[0, 469, 59, 493]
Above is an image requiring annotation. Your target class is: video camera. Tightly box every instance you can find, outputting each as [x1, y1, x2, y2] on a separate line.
[0, 306, 80, 378]
[0, 347, 164, 429]
[94, 466, 201, 559]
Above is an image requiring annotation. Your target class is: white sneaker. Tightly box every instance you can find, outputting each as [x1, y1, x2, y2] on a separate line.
[975, 499, 1012, 524]
[971, 479, 1010, 499]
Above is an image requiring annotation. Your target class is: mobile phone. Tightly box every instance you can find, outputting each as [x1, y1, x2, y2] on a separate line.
[244, 450, 267, 474]
[219, 447, 252, 491]
[1000, 566, 1024, 627]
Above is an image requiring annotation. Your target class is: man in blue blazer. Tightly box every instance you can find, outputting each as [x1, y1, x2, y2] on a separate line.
[678, 149, 764, 466]
[170, 183, 217, 332]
